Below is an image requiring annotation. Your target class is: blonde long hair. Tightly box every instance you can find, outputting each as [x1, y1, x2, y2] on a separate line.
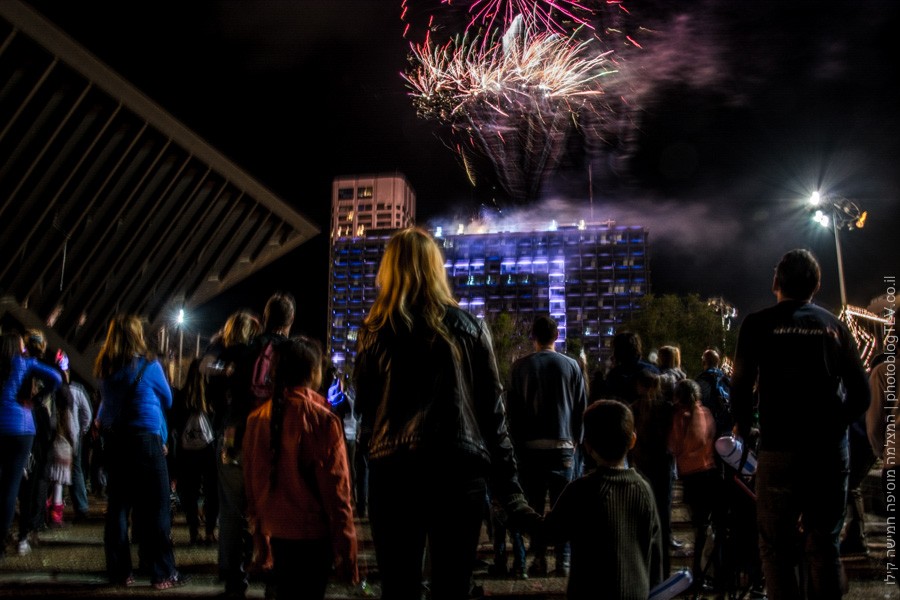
[93, 314, 150, 378]
[222, 310, 260, 348]
[361, 227, 457, 346]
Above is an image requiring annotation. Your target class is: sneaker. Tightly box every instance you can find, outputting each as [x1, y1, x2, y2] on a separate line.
[152, 571, 190, 590]
[512, 565, 529, 580]
[553, 565, 570, 577]
[112, 575, 135, 587]
[527, 557, 548, 577]
[17, 539, 31, 556]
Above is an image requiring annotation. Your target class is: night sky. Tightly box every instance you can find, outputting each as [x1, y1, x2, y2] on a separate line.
[24, 0, 900, 345]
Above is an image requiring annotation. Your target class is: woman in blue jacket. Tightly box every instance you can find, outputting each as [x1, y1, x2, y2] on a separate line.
[0, 332, 62, 559]
[94, 315, 186, 589]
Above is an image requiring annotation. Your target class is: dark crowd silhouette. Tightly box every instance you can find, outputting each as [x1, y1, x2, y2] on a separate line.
[1, 233, 894, 600]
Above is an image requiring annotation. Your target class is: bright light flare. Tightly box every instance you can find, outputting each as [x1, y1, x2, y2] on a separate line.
[176, 308, 185, 325]
[813, 210, 829, 228]
[809, 191, 821, 206]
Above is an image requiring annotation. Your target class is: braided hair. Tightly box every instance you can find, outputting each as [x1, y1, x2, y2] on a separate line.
[269, 336, 322, 489]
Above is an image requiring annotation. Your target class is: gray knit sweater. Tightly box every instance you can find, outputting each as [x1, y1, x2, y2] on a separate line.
[543, 466, 664, 600]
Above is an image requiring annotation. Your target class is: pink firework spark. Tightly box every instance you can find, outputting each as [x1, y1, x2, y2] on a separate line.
[447, 0, 597, 33]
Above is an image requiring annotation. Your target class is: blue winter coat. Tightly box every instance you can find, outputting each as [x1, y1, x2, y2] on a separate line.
[97, 356, 172, 439]
[0, 355, 63, 435]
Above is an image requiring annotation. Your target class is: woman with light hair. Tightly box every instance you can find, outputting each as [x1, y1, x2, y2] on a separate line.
[95, 315, 186, 589]
[354, 227, 535, 599]
[655, 345, 685, 406]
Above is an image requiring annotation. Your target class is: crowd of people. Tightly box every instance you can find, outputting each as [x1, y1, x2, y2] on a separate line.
[0, 229, 894, 600]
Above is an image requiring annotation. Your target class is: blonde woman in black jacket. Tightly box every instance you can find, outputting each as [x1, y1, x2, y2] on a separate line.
[354, 227, 535, 600]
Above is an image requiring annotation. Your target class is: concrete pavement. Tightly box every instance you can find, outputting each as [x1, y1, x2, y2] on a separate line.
[0, 469, 895, 599]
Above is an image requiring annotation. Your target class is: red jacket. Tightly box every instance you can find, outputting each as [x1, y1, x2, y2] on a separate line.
[668, 403, 716, 477]
[243, 386, 357, 580]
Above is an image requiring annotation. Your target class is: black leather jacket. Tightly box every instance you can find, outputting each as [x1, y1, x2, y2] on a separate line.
[354, 305, 529, 510]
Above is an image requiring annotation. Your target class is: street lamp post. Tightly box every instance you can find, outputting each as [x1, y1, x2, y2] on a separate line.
[176, 308, 185, 385]
[831, 208, 847, 308]
[809, 191, 866, 309]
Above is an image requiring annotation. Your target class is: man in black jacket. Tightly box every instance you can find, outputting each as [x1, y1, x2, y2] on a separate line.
[730, 249, 869, 600]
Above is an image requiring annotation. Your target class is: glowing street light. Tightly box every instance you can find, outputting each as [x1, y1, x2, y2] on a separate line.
[808, 192, 867, 308]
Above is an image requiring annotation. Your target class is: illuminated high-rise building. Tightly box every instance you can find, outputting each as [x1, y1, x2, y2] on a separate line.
[331, 173, 415, 237]
[328, 174, 416, 370]
[437, 222, 649, 367]
[327, 176, 650, 371]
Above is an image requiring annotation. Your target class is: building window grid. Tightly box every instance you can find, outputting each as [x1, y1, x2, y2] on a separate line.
[329, 228, 648, 369]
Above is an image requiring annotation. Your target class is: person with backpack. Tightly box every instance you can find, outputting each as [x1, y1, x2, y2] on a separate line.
[172, 358, 218, 546]
[214, 295, 293, 600]
[201, 309, 260, 599]
[695, 348, 733, 438]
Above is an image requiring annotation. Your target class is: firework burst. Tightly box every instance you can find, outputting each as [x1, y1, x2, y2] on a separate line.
[404, 13, 621, 202]
[401, 0, 631, 45]
[456, 0, 598, 34]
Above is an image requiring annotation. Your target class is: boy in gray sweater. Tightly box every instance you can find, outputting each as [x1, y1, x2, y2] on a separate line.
[541, 399, 664, 600]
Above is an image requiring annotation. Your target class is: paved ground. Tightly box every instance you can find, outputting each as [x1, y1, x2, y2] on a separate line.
[0, 469, 896, 599]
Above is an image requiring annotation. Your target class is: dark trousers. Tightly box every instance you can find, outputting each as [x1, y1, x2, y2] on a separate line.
[217, 453, 251, 594]
[70, 437, 89, 515]
[177, 445, 219, 539]
[0, 434, 33, 548]
[636, 456, 674, 576]
[756, 446, 849, 600]
[354, 444, 369, 518]
[369, 455, 486, 600]
[682, 468, 726, 585]
[17, 437, 49, 540]
[841, 432, 875, 551]
[270, 537, 332, 599]
[516, 447, 575, 567]
[490, 499, 526, 569]
[103, 431, 176, 584]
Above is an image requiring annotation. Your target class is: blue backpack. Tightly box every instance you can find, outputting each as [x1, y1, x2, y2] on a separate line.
[697, 368, 732, 436]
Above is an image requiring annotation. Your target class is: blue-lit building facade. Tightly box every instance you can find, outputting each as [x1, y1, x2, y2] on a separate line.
[327, 219, 650, 371]
[437, 223, 649, 366]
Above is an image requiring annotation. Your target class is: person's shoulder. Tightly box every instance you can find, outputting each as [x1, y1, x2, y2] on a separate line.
[553, 351, 581, 369]
[805, 302, 845, 325]
[636, 360, 659, 374]
[741, 307, 768, 323]
[443, 305, 483, 338]
[68, 381, 91, 400]
[296, 389, 340, 419]
[247, 399, 271, 422]
[300, 392, 347, 441]
[625, 467, 657, 494]
[143, 357, 168, 379]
